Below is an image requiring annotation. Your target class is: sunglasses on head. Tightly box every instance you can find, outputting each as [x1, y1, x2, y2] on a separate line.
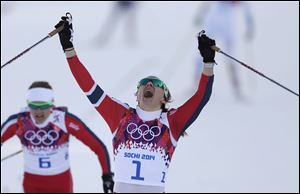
[27, 101, 53, 110]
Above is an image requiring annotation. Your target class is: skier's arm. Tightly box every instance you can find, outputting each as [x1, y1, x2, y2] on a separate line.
[55, 15, 129, 133]
[65, 112, 113, 176]
[169, 33, 216, 140]
[66, 54, 129, 133]
[169, 74, 213, 140]
[203, 65, 214, 76]
[1, 114, 19, 145]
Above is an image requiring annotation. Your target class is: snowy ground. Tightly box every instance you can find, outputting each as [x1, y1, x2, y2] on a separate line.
[1, 1, 299, 193]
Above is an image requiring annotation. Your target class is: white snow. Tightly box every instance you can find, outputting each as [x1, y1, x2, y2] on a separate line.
[1, 1, 299, 193]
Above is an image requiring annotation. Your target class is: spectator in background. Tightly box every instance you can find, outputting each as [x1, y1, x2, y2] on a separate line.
[194, 1, 254, 100]
[96, 1, 138, 47]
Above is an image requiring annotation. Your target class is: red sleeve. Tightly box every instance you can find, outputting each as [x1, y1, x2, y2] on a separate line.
[65, 112, 112, 175]
[1, 114, 19, 145]
[168, 74, 214, 140]
[67, 55, 129, 133]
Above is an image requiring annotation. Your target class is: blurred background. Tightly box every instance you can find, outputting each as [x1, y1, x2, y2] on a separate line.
[1, 1, 299, 193]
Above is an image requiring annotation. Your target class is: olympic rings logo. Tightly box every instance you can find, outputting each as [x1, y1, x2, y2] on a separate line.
[126, 123, 161, 142]
[24, 130, 59, 146]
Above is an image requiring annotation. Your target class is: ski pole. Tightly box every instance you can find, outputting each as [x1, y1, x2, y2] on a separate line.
[1, 150, 23, 162]
[1, 23, 64, 70]
[198, 31, 299, 97]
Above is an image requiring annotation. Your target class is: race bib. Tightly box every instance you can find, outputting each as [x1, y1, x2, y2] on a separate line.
[114, 146, 169, 187]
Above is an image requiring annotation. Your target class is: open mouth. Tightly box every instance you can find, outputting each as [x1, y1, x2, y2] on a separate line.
[34, 114, 45, 120]
[144, 90, 154, 98]
[143, 85, 155, 98]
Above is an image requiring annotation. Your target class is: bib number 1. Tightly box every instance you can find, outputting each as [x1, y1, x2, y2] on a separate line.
[131, 160, 166, 183]
[131, 160, 144, 181]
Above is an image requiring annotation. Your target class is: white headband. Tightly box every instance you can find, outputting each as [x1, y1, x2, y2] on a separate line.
[27, 88, 54, 102]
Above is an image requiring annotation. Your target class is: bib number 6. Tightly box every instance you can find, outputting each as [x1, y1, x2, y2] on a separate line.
[39, 157, 51, 168]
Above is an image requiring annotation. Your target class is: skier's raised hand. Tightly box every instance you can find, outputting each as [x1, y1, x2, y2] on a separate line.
[198, 32, 216, 63]
[55, 13, 74, 51]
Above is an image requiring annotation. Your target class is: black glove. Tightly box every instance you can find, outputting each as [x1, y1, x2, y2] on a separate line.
[198, 33, 216, 63]
[55, 13, 74, 51]
[102, 173, 114, 193]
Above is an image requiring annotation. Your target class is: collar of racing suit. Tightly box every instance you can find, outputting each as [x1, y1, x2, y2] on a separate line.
[136, 106, 162, 121]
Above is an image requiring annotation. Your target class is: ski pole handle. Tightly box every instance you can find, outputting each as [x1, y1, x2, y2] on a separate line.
[197, 30, 221, 52]
[48, 25, 64, 37]
[211, 45, 221, 52]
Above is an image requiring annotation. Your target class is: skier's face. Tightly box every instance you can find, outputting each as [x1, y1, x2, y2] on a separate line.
[28, 101, 53, 124]
[136, 81, 166, 111]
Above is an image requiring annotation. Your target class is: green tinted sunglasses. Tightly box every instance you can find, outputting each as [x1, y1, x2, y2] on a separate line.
[27, 101, 54, 110]
[138, 77, 166, 89]
[137, 77, 169, 98]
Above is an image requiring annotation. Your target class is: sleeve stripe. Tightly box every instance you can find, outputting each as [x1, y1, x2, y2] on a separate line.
[87, 85, 104, 105]
[94, 93, 106, 108]
[85, 83, 98, 96]
[180, 76, 214, 136]
[1, 115, 18, 137]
